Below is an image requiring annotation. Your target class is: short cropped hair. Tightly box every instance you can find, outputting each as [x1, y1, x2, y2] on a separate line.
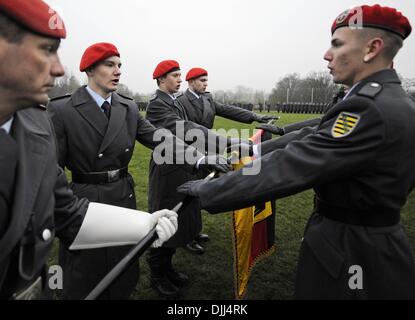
[0, 12, 28, 43]
[359, 27, 403, 61]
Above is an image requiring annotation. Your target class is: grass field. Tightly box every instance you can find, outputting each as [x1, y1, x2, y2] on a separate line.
[51, 112, 415, 300]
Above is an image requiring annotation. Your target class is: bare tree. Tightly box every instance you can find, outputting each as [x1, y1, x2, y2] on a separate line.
[269, 73, 302, 104]
[269, 71, 338, 104]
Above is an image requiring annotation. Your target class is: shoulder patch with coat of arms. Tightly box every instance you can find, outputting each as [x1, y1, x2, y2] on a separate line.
[331, 112, 360, 138]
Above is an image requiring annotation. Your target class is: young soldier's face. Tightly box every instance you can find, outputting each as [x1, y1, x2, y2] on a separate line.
[189, 76, 208, 93]
[324, 27, 367, 87]
[0, 33, 64, 107]
[88, 56, 121, 96]
[163, 71, 182, 94]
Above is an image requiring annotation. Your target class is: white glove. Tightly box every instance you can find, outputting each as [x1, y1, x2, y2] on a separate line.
[151, 209, 178, 248]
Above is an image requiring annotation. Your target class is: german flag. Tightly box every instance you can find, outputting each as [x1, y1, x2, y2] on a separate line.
[232, 129, 276, 300]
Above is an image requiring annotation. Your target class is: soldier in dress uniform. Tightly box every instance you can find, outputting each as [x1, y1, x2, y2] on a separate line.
[178, 67, 277, 254]
[144, 61, 233, 297]
[47, 48, 228, 300]
[0, 0, 179, 300]
[178, 4, 415, 299]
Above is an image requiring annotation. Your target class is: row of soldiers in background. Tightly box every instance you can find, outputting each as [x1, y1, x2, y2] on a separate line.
[136, 101, 256, 112]
[136, 88, 345, 114]
[135, 101, 330, 114]
[270, 102, 330, 114]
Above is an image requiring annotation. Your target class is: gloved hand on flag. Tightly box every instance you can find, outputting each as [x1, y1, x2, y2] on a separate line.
[226, 141, 254, 158]
[177, 180, 205, 198]
[196, 155, 231, 173]
[151, 209, 179, 248]
[256, 124, 285, 136]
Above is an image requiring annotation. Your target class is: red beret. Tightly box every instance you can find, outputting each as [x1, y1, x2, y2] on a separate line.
[153, 60, 180, 79]
[80, 43, 120, 72]
[332, 4, 412, 39]
[186, 68, 208, 81]
[0, 0, 66, 39]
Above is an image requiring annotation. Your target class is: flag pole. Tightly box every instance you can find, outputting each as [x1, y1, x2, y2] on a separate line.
[85, 172, 217, 300]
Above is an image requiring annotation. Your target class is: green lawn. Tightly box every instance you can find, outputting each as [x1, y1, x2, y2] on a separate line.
[51, 112, 415, 300]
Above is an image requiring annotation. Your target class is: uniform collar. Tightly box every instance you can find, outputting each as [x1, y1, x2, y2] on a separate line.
[188, 89, 200, 99]
[0, 116, 14, 134]
[86, 85, 112, 108]
[156, 89, 177, 104]
[343, 82, 360, 100]
[346, 69, 401, 99]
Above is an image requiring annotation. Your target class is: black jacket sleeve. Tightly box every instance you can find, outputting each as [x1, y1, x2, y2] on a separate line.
[195, 96, 386, 213]
[47, 100, 68, 168]
[54, 166, 89, 246]
[213, 97, 256, 124]
[146, 99, 229, 155]
[283, 117, 322, 134]
[259, 126, 318, 155]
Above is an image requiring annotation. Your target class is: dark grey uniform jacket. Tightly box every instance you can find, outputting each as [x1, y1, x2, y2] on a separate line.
[146, 89, 259, 247]
[146, 90, 214, 247]
[48, 86, 201, 299]
[0, 106, 88, 298]
[178, 89, 256, 130]
[179, 89, 259, 176]
[194, 69, 415, 299]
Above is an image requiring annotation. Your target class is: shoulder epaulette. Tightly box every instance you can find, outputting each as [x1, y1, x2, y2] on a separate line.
[176, 92, 184, 99]
[357, 82, 383, 99]
[116, 92, 133, 100]
[49, 93, 71, 102]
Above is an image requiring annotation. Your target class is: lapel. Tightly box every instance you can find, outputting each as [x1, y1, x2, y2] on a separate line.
[72, 86, 108, 137]
[185, 89, 203, 120]
[98, 93, 128, 153]
[185, 89, 203, 108]
[157, 90, 188, 120]
[200, 94, 213, 125]
[0, 108, 51, 262]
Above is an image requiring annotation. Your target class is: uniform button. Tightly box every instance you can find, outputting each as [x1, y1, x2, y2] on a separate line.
[125, 148, 130, 153]
[42, 229, 52, 241]
[129, 194, 133, 199]
[98, 153, 104, 158]
[370, 83, 380, 88]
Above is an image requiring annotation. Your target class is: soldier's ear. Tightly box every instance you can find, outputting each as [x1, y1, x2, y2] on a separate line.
[85, 64, 98, 77]
[85, 68, 94, 77]
[363, 37, 384, 63]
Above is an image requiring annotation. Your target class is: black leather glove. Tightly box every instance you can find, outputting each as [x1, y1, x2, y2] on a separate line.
[253, 114, 279, 123]
[226, 137, 250, 147]
[226, 141, 254, 158]
[177, 180, 205, 197]
[256, 124, 285, 136]
[197, 155, 231, 173]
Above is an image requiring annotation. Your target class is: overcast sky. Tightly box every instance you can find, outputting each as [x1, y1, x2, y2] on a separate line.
[47, 0, 415, 94]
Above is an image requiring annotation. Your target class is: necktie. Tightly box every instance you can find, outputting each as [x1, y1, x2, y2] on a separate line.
[102, 101, 111, 119]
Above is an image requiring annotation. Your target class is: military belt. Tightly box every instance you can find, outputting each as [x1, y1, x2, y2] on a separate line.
[316, 200, 400, 228]
[72, 167, 128, 184]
